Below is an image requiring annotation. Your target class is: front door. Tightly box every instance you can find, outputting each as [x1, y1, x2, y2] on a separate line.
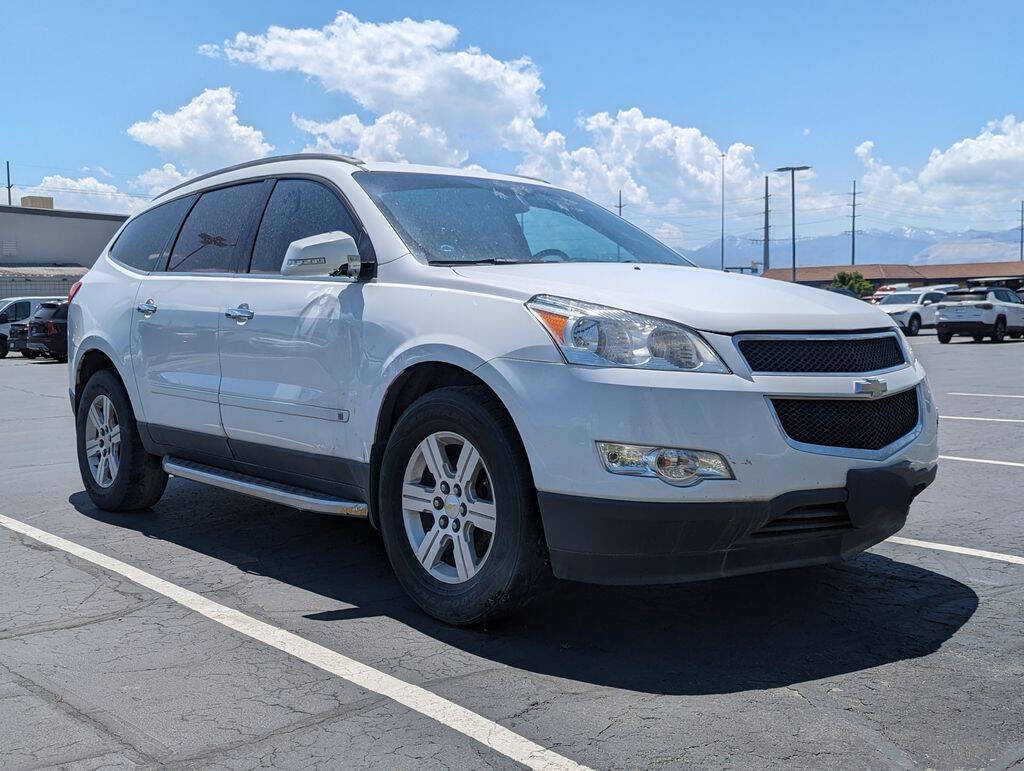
[131, 181, 268, 458]
[217, 178, 367, 497]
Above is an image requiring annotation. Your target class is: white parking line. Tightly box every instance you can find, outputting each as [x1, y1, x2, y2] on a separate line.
[888, 536, 1024, 566]
[0, 514, 587, 771]
[948, 392, 1024, 399]
[940, 415, 1024, 424]
[939, 454, 1024, 468]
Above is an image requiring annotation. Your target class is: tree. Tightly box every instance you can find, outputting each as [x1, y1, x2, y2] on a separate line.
[830, 271, 875, 297]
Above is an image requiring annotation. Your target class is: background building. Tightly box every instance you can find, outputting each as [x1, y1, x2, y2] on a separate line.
[761, 261, 1024, 290]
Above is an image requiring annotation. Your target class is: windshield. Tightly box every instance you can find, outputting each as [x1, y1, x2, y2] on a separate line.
[880, 293, 921, 305]
[354, 171, 692, 266]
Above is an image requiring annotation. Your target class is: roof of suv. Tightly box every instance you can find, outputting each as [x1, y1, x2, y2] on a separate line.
[153, 153, 552, 202]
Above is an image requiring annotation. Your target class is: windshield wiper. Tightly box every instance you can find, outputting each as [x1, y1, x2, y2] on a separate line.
[431, 258, 525, 265]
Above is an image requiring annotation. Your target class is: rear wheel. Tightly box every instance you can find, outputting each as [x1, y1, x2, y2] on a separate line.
[0, 337, 7, 358]
[76, 368, 167, 511]
[20, 350, 37, 359]
[1010, 331, 1023, 340]
[938, 331, 952, 344]
[378, 386, 549, 625]
[991, 318, 1006, 343]
[973, 334, 985, 343]
[906, 315, 921, 336]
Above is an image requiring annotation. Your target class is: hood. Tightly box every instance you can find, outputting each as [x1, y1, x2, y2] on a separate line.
[450, 263, 895, 334]
[879, 303, 917, 314]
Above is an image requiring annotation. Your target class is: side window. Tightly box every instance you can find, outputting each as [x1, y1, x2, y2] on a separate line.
[249, 179, 359, 273]
[167, 183, 265, 273]
[1008, 291, 1023, 304]
[993, 289, 1010, 303]
[109, 195, 195, 272]
[923, 292, 943, 304]
[12, 301, 31, 321]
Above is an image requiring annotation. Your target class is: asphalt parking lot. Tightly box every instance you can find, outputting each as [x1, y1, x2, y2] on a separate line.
[1, 333, 1022, 770]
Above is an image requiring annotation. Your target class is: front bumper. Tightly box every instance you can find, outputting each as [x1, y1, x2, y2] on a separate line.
[540, 462, 936, 584]
[937, 320, 994, 335]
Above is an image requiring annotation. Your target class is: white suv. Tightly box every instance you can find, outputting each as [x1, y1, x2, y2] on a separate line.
[936, 288, 1024, 343]
[68, 154, 938, 624]
[877, 289, 947, 336]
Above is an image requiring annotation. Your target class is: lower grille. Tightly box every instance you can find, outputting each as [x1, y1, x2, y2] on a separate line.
[771, 387, 919, 451]
[749, 503, 852, 538]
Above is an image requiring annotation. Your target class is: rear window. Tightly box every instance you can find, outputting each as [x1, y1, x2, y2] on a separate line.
[110, 195, 196, 272]
[33, 302, 66, 319]
[879, 293, 921, 304]
[945, 292, 988, 302]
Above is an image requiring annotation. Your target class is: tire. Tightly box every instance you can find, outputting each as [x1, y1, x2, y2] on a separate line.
[1011, 332, 1023, 340]
[0, 337, 7, 358]
[906, 315, 921, 336]
[991, 318, 1006, 343]
[21, 350, 37, 359]
[378, 386, 549, 625]
[937, 331, 952, 344]
[973, 334, 985, 343]
[75, 368, 167, 511]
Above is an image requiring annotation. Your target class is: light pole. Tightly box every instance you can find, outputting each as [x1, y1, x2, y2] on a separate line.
[720, 152, 726, 271]
[774, 165, 811, 283]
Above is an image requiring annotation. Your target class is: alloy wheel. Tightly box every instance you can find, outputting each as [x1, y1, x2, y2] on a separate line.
[401, 431, 497, 584]
[84, 394, 121, 488]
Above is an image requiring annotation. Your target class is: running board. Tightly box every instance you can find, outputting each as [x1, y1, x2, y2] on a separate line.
[162, 457, 368, 518]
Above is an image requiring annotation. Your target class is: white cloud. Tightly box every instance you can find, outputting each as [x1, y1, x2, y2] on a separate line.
[293, 111, 467, 166]
[803, 128, 811, 137]
[126, 87, 272, 171]
[13, 175, 146, 214]
[132, 163, 195, 196]
[206, 11, 543, 155]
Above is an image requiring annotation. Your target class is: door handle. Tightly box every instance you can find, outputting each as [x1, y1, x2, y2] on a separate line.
[136, 300, 157, 316]
[225, 303, 254, 322]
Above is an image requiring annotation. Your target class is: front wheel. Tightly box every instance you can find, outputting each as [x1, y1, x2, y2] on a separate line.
[76, 368, 167, 511]
[21, 350, 37, 359]
[378, 386, 549, 625]
[0, 337, 7, 358]
[938, 331, 952, 344]
[991, 318, 1006, 343]
[906, 315, 921, 336]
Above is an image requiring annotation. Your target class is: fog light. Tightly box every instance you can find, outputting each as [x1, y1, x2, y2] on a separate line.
[596, 442, 734, 487]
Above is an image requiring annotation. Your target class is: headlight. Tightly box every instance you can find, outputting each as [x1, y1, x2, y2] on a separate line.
[526, 295, 729, 373]
[597, 442, 734, 486]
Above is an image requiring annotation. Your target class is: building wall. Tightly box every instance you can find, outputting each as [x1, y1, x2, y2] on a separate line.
[0, 206, 127, 267]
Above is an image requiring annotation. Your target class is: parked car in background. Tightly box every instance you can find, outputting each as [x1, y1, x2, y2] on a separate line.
[878, 289, 947, 336]
[68, 154, 938, 625]
[6, 322, 38, 358]
[0, 296, 63, 358]
[28, 301, 69, 360]
[936, 288, 1024, 343]
[866, 283, 911, 304]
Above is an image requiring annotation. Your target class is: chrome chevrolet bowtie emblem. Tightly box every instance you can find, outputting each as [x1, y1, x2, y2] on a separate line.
[854, 377, 888, 397]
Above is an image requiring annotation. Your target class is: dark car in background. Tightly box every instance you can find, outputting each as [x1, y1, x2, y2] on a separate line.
[28, 301, 69, 361]
[6, 322, 39, 358]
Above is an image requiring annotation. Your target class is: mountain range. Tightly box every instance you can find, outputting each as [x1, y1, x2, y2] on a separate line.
[682, 227, 1024, 270]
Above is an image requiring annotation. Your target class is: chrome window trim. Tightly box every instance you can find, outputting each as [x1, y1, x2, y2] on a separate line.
[764, 384, 923, 461]
[733, 330, 911, 377]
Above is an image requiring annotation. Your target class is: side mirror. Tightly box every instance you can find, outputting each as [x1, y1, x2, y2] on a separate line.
[281, 231, 366, 279]
[922, 300, 932, 306]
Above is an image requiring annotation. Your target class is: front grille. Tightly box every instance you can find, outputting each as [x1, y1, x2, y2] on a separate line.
[739, 335, 905, 373]
[771, 388, 919, 451]
[749, 503, 852, 538]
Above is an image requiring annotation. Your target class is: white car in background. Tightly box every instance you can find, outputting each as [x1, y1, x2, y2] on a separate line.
[936, 288, 1024, 343]
[66, 154, 939, 624]
[877, 289, 948, 336]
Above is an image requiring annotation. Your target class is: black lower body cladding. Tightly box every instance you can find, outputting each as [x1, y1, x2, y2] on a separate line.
[538, 462, 937, 585]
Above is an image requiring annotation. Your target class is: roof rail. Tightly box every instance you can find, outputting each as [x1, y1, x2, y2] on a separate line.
[153, 153, 364, 200]
[501, 171, 549, 184]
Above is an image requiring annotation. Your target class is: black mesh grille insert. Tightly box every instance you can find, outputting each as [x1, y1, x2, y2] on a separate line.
[739, 335, 905, 373]
[771, 388, 919, 450]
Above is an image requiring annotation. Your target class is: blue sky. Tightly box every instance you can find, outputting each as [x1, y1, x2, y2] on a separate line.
[6, 1, 1024, 246]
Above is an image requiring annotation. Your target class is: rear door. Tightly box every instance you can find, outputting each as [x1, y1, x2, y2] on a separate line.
[217, 177, 368, 496]
[921, 292, 944, 325]
[997, 289, 1024, 327]
[131, 181, 270, 459]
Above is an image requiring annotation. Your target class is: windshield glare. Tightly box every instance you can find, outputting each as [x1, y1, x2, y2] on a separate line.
[880, 293, 921, 304]
[354, 171, 692, 267]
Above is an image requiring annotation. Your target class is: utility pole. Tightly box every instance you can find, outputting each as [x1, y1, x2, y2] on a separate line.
[1019, 200, 1023, 261]
[5, 162, 11, 206]
[720, 153, 726, 271]
[762, 175, 770, 272]
[849, 179, 858, 265]
[774, 165, 812, 283]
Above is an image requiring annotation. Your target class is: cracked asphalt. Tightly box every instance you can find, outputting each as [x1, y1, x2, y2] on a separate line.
[1, 333, 1023, 769]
